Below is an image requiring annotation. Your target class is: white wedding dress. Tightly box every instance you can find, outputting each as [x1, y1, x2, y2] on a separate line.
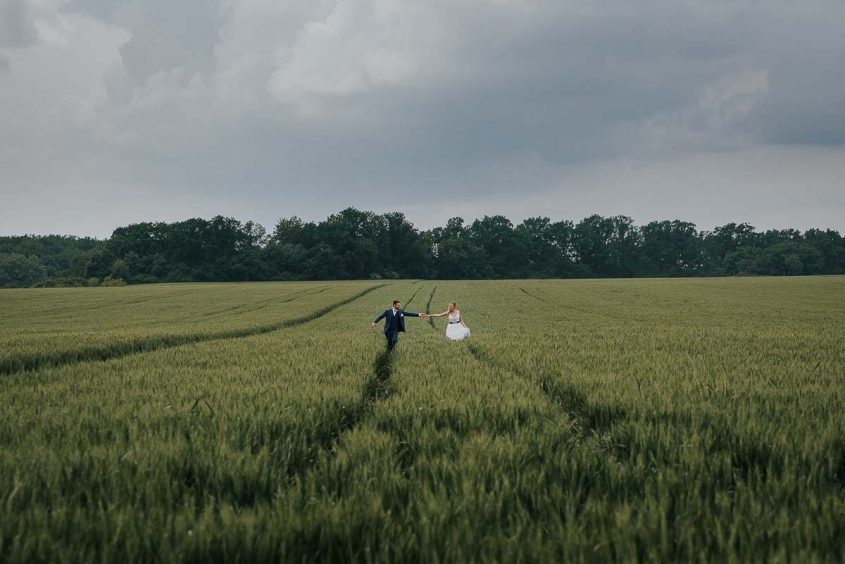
[445, 310, 471, 341]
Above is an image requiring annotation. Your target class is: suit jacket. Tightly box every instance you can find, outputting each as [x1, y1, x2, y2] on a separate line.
[373, 308, 421, 334]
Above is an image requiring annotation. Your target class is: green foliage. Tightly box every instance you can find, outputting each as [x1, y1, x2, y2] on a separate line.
[109, 258, 130, 280]
[0, 278, 842, 561]
[102, 276, 128, 287]
[0, 253, 47, 287]
[0, 235, 103, 277]
[641, 220, 702, 274]
[1, 212, 844, 287]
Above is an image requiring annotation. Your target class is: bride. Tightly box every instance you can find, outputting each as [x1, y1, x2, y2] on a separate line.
[429, 301, 471, 340]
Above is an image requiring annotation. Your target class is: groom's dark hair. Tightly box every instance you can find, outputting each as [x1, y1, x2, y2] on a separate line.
[392, 300, 400, 305]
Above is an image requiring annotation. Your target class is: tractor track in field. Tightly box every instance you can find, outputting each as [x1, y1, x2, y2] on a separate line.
[324, 286, 428, 448]
[34, 289, 197, 317]
[284, 287, 429, 483]
[465, 343, 625, 438]
[425, 285, 438, 327]
[404, 286, 422, 309]
[1, 284, 387, 376]
[199, 286, 329, 318]
[517, 286, 542, 301]
[464, 344, 809, 487]
[284, 348, 394, 485]
[515, 284, 618, 321]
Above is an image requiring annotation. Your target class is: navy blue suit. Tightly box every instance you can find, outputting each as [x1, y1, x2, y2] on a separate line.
[373, 307, 422, 350]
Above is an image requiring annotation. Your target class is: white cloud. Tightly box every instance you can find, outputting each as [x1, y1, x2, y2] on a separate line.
[699, 70, 770, 128]
[266, 0, 444, 115]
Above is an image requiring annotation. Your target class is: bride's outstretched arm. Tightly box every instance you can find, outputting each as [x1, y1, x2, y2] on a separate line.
[430, 310, 448, 318]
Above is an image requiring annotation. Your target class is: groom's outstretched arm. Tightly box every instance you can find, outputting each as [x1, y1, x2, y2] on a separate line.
[404, 311, 424, 318]
[372, 309, 388, 324]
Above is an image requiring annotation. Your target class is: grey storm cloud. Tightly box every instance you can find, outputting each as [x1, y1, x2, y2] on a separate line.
[0, 0, 844, 237]
[0, 0, 37, 47]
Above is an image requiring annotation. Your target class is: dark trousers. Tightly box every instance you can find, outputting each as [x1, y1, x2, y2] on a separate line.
[385, 330, 399, 351]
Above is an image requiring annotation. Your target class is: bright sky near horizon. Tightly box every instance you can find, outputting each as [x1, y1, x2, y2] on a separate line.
[1, 0, 844, 237]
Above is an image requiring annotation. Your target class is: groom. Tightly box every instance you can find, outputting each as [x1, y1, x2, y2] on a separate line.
[371, 300, 427, 351]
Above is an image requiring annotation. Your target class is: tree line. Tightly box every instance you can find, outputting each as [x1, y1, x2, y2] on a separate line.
[1, 208, 843, 287]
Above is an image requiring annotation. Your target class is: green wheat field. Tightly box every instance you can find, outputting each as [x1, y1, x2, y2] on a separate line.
[1, 277, 843, 562]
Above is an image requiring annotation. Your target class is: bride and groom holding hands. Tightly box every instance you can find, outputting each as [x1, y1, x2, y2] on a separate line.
[371, 299, 471, 351]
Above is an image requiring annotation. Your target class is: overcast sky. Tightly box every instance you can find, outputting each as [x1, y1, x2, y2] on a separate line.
[1, 0, 844, 238]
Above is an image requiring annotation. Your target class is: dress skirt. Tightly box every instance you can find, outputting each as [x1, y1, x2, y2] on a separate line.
[446, 323, 471, 341]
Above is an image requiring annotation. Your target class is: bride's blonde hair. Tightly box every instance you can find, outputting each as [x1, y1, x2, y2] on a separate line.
[448, 301, 456, 309]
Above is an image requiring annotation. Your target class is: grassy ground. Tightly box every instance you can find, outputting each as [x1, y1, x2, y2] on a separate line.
[0, 277, 843, 562]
